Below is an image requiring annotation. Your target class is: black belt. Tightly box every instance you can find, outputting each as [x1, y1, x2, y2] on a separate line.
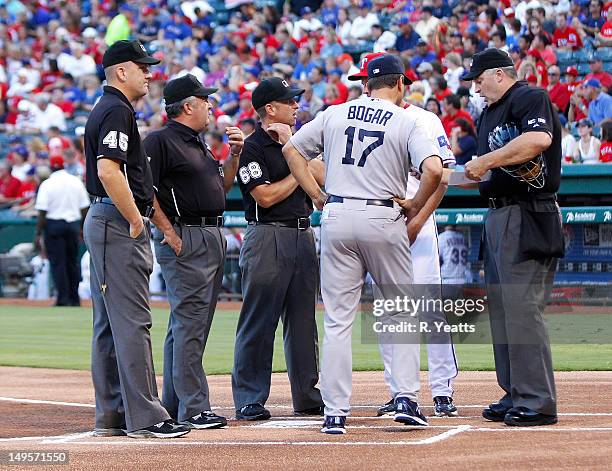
[174, 216, 224, 227]
[488, 193, 556, 210]
[248, 218, 310, 230]
[327, 195, 394, 208]
[92, 196, 154, 218]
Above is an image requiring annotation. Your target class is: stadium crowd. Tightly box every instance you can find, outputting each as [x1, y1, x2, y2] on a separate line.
[1, 0, 612, 219]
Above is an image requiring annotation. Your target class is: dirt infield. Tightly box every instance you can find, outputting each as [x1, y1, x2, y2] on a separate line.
[0, 368, 611, 470]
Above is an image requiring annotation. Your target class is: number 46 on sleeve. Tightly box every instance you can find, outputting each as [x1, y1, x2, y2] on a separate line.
[102, 131, 129, 152]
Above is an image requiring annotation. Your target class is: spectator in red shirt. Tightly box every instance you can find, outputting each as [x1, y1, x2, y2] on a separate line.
[569, 86, 590, 122]
[596, 16, 612, 44]
[585, 58, 612, 92]
[432, 76, 452, 103]
[547, 65, 571, 114]
[565, 66, 582, 94]
[525, 49, 549, 87]
[600, 120, 612, 162]
[0, 161, 22, 205]
[440, 94, 473, 137]
[207, 131, 231, 164]
[553, 12, 584, 50]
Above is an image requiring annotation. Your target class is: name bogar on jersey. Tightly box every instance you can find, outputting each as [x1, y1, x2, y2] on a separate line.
[403, 105, 455, 198]
[290, 95, 441, 200]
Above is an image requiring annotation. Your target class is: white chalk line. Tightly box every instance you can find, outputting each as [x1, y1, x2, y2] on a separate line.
[1, 397, 610, 417]
[0, 397, 94, 408]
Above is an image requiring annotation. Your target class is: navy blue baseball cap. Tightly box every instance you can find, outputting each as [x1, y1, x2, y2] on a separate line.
[367, 55, 412, 84]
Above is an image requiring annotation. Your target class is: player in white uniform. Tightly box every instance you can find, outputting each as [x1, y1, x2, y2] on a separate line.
[438, 225, 469, 285]
[282, 55, 443, 434]
[347, 53, 459, 417]
[378, 106, 459, 418]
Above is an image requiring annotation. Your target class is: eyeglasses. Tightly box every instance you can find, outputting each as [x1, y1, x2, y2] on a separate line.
[548, 72, 559, 76]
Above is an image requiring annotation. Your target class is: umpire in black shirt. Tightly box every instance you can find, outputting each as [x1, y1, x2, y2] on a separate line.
[83, 40, 189, 438]
[462, 49, 564, 427]
[143, 74, 243, 429]
[232, 78, 325, 420]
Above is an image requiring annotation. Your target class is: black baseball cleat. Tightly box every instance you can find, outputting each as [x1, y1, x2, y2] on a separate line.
[126, 419, 191, 438]
[295, 405, 324, 416]
[394, 397, 428, 426]
[236, 403, 271, 421]
[503, 407, 558, 427]
[433, 396, 458, 417]
[320, 415, 346, 434]
[92, 427, 126, 437]
[482, 402, 511, 422]
[180, 411, 227, 429]
[376, 399, 396, 417]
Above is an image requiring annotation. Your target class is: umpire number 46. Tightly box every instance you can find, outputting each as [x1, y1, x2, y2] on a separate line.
[342, 126, 385, 167]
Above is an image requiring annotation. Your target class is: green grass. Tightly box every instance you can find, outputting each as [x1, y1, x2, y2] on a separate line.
[0, 305, 611, 372]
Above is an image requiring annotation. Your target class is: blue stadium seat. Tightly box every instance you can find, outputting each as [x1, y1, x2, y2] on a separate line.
[556, 50, 573, 64]
[577, 63, 591, 74]
[594, 47, 612, 62]
[573, 49, 593, 63]
[604, 62, 612, 73]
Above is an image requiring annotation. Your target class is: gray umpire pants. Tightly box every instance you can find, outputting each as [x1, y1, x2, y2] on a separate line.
[320, 200, 420, 417]
[153, 224, 226, 422]
[84, 202, 169, 433]
[232, 224, 323, 412]
[484, 205, 557, 416]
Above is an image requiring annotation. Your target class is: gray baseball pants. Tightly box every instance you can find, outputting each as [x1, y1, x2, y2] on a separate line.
[84, 202, 169, 433]
[153, 224, 226, 422]
[320, 200, 420, 417]
[484, 205, 557, 416]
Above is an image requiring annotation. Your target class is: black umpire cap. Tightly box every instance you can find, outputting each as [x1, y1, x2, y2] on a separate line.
[367, 55, 412, 84]
[461, 48, 514, 80]
[251, 77, 304, 110]
[102, 40, 161, 68]
[163, 74, 218, 104]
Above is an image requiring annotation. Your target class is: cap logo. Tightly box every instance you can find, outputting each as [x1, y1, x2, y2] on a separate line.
[139, 43, 146, 53]
[373, 68, 380, 74]
[282, 80, 289, 88]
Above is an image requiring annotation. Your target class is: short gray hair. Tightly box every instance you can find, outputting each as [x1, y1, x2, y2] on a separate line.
[165, 96, 196, 119]
[483, 66, 518, 80]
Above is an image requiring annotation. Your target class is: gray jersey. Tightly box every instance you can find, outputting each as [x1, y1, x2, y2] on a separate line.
[290, 95, 440, 199]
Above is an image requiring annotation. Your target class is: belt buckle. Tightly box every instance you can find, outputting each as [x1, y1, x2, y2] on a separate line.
[216, 216, 224, 227]
[488, 198, 497, 209]
[297, 218, 308, 230]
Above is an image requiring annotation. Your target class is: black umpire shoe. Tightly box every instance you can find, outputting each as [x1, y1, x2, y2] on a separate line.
[294, 405, 324, 416]
[394, 397, 428, 426]
[180, 411, 227, 429]
[126, 419, 191, 439]
[433, 396, 458, 417]
[376, 398, 396, 417]
[236, 403, 271, 421]
[503, 407, 558, 427]
[92, 427, 126, 437]
[482, 402, 511, 422]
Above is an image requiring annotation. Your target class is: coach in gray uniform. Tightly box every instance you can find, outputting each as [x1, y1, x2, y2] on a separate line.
[232, 77, 325, 420]
[83, 40, 189, 439]
[283, 55, 443, 434]
[144, 74, 243, 429]
[463, 49, 562, 426]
